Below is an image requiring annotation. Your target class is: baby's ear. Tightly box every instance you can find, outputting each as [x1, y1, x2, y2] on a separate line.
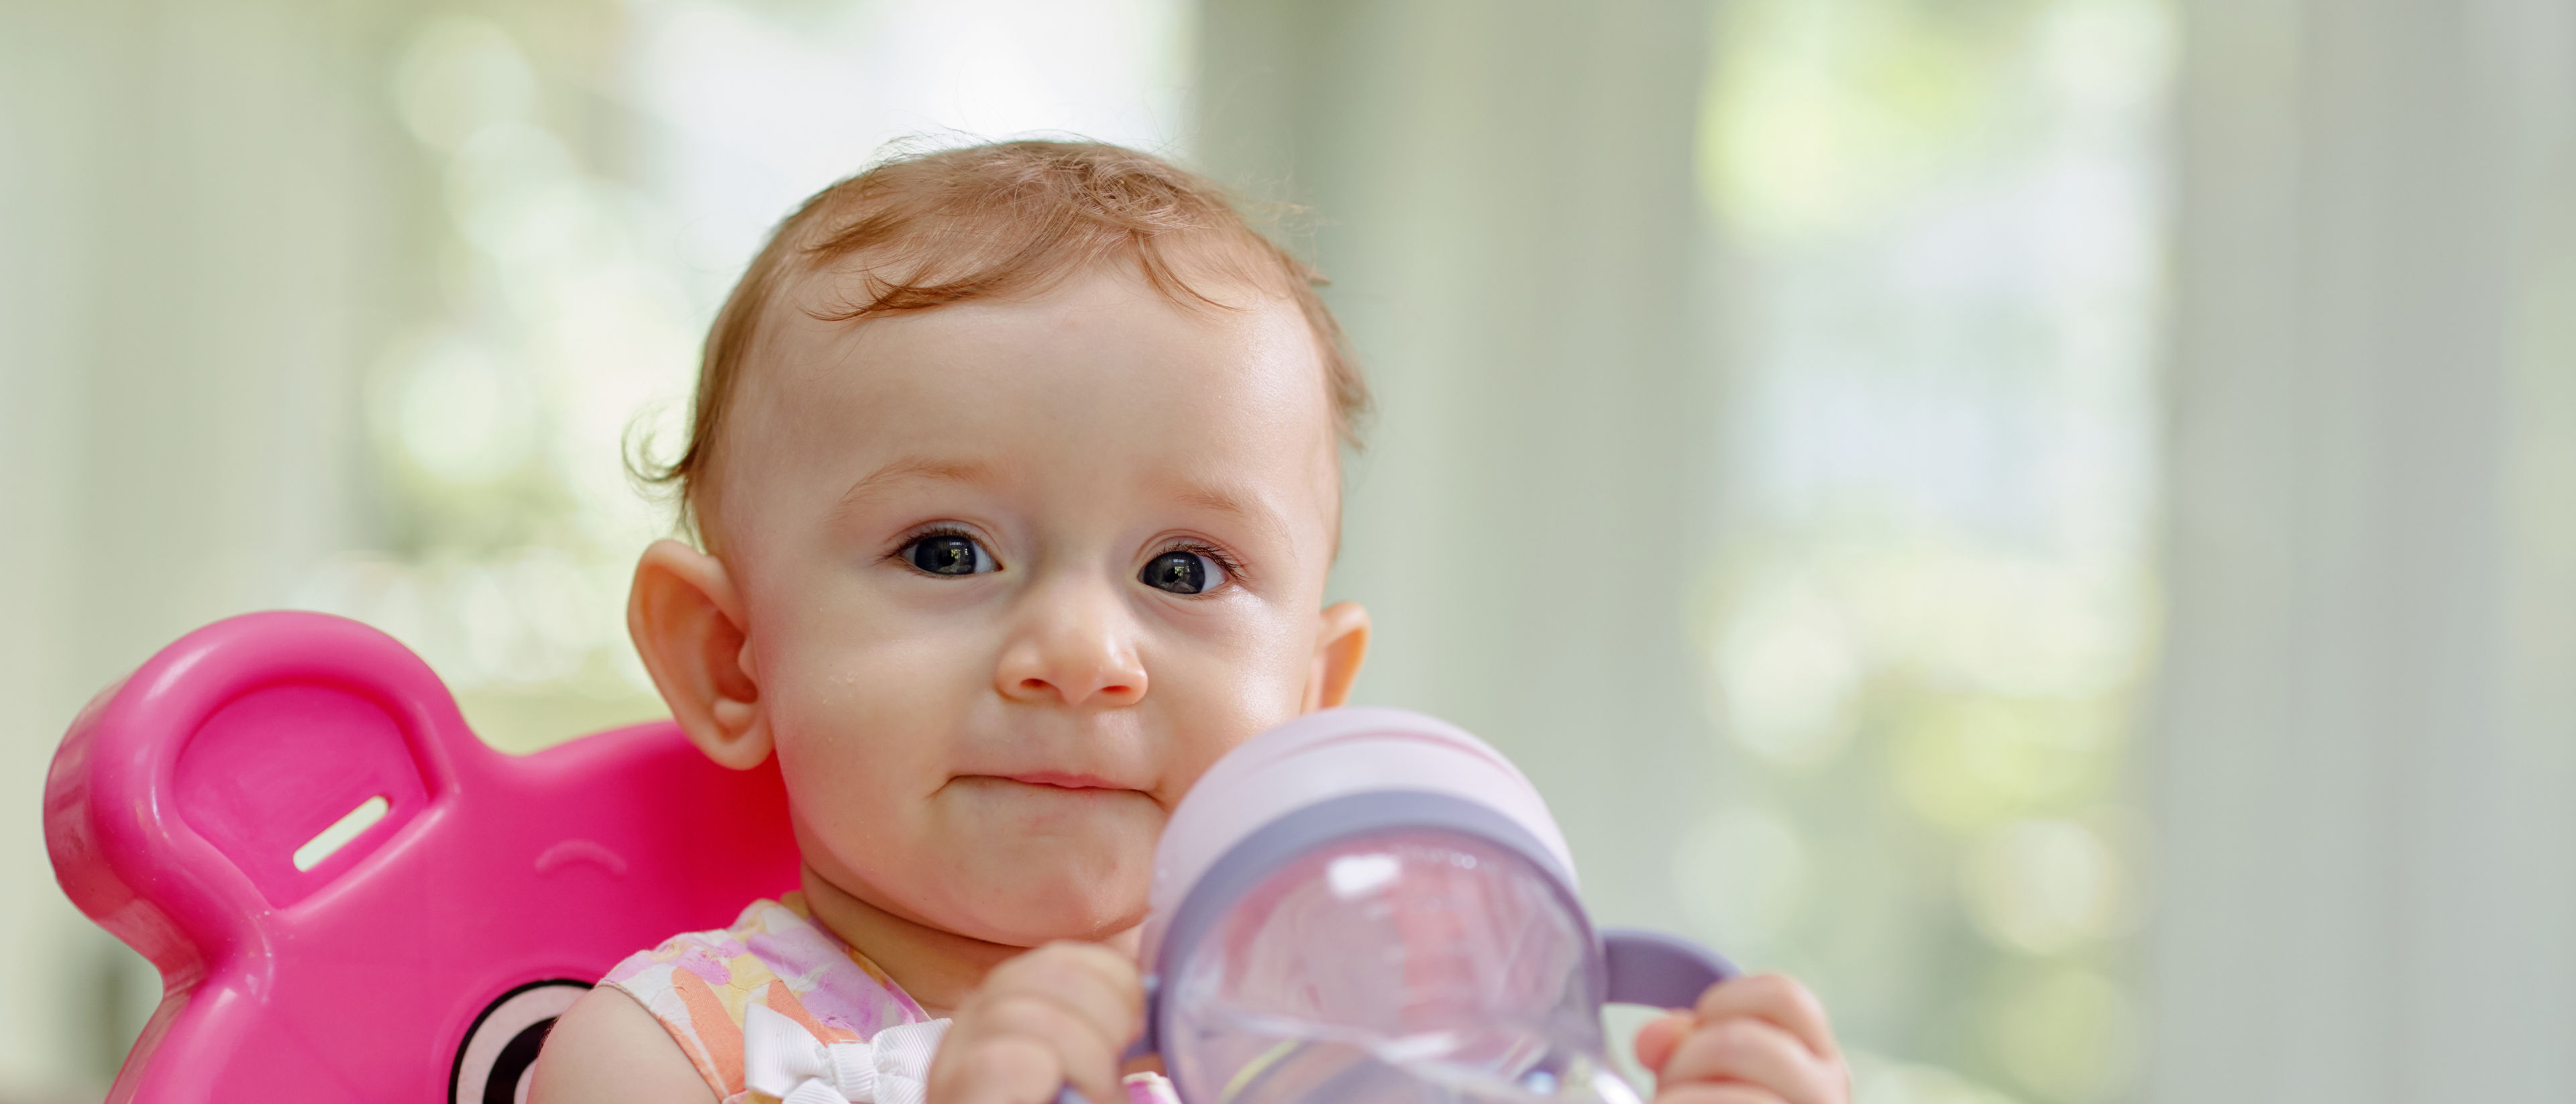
[628, 539, 773, 769]
[1304, 600, 1371, 712]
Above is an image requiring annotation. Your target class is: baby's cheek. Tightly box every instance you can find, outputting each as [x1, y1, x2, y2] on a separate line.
[765, 645, 963, 854]
[771, 678, 943, 804]
[773, 728, 924, 891]
[1157, 630, 1314, 792]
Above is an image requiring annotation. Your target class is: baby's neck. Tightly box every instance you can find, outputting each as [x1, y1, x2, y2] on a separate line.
[796, 864, 1139, 1017]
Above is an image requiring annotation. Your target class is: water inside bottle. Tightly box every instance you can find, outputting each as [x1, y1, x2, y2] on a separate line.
[1163, 830, 1639, 1104]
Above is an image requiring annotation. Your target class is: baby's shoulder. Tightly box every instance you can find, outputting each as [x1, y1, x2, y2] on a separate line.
[529, 985, 717, 1104]
[602, 897, 798, 1003]
[605, 895, 926, 1025]
[565, 895, 935, 1101]
[541, 899, 794, 1102]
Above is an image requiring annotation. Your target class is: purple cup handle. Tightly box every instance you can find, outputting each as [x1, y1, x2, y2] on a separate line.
[1057, 1089, 1093, 1104]
[1601, 928, 1739, 1009]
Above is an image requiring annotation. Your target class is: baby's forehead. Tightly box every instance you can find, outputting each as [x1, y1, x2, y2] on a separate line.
[716, 266, 1343, 537]
[758, 263, 1324, 420]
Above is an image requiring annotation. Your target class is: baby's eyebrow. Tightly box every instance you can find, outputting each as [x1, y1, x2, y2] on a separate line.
[1171, 482, 1292, 546]
[830, 456, 998, 517]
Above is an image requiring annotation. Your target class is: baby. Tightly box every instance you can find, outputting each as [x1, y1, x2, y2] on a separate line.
[529, 141, 1849, 1104]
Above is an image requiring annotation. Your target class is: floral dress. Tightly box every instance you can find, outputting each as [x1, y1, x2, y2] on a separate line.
[603, 893, 1178, 1104]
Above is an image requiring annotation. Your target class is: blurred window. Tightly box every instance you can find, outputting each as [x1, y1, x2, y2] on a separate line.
[1687, 1, 2171, 1101]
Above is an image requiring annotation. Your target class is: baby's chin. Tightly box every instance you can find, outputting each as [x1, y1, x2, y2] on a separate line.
[925, 862, 1152, 947]
[959, 895, 1146, 948]
[903, 795, 1161, 944]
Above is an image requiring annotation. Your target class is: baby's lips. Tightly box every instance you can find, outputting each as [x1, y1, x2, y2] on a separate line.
[997, 770, 1144, 791]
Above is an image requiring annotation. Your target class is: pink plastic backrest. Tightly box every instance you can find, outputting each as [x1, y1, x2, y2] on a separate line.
[44, 611, 800, 1102]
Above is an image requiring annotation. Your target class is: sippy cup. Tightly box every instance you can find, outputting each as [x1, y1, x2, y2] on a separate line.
[1082, 706, 1735, 1104]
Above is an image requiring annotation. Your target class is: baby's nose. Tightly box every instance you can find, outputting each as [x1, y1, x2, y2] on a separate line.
[1005, 663, 1144, 707]
[995, 588, 1148, 708]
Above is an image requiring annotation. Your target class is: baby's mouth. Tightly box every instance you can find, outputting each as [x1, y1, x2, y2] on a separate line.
[997, 771, 1132, 791]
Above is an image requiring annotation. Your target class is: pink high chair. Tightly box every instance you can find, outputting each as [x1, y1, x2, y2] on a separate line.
[44, 610, 802, 1103]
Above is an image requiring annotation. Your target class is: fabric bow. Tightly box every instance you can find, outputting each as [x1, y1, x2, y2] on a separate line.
[743, 1002, 952, 1104]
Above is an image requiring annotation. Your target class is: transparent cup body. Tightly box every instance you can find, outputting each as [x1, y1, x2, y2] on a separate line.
[1163, 830, 1638, 1104]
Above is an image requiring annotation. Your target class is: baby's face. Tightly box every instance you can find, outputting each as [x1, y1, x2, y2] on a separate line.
[710, 267, 1348, 946]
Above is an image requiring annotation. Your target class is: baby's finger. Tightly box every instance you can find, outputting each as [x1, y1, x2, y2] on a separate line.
[1658, 1018, 1839, 1104]
[1634, 1011, 1694, 1074]
[1655, 1086, 1788, 1104]
[1015, 941, 1146, 998]
[985, 944, 1144, 1049]
[933, 1033, 1066, 1104]
[965, 993, 1125, 1103]
[1692, 975, 1839, 1062]
[985, 942, 1140, 1000]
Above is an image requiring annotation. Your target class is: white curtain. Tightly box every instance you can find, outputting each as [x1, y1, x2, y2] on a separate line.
[2149, 0, 2576, 1099]
[1197, 0, 1718, 935]
[0, 0, 409, 1089]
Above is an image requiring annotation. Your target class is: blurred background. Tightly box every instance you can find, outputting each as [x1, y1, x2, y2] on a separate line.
[1, 0, 2569, 1101]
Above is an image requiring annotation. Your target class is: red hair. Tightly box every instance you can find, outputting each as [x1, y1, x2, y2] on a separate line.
[637, 140, 1364, 540]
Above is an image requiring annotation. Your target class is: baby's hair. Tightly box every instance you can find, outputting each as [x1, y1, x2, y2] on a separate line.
[635, 139, 1367, 543]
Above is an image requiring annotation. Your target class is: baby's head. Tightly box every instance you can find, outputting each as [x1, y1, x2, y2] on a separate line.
[627, 142, 1372, 950]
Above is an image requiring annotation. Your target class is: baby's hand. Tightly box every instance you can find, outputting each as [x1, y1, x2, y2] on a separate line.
[1633, 974, 1850, 1104]
[926, 942, 1144, 1104]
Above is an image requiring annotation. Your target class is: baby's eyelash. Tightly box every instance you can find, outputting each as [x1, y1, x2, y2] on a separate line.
[1163, 540, 1248, 584]
[885, 524, 979, 561]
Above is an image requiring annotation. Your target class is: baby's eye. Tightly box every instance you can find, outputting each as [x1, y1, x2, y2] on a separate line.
[1140, 550, 1226, 595]
[904, 534, 998, 576]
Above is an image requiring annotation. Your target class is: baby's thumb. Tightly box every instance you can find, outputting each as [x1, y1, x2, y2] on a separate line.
[1631, 1011, 1694, 1076]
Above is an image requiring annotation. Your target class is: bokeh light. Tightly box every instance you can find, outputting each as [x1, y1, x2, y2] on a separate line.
[1690, 0, 2170, 1099]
